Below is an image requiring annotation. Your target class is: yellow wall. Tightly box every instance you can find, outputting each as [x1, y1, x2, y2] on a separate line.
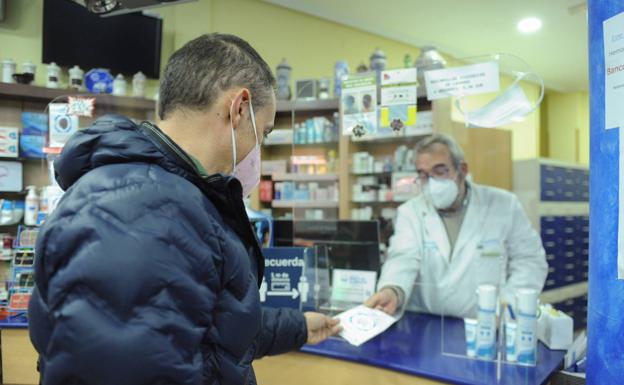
[543, 90, 589, 165]
[0, 0, 175, 97]
[1, 0, 588, 163]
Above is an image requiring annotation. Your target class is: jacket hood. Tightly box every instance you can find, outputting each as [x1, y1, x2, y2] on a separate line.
[55, 115, 193, 190]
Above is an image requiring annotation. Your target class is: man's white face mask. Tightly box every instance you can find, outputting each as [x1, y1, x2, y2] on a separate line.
[456, 73, 544, 128]
[425, 176, 460, 210]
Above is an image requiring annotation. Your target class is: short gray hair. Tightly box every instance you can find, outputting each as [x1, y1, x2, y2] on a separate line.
[415, 134, 465, 169]
[159, 33, 276, 120]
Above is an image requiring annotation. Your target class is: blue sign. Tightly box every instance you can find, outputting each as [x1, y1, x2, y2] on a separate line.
[262, 247, 309, 309]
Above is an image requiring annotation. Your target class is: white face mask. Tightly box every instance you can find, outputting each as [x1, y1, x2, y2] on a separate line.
[425, 177, 459, 210]
[456, 73, 544, 128]
[230, 100, 261, 198]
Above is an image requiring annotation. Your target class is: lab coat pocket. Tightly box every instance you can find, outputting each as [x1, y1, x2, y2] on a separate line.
[475, 239, 506, 288]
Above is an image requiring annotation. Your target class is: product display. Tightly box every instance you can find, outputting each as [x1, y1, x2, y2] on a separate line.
[112, 74, 128, 96]
[334, 60, 349, 97]
[476, 284, 497, 360]
[20, 112, 48, 159]
[24, 186, 38, 227]
[48, 103, 79, 148]
[515, 288, 538, 365]
[276, 58, 292, 100]
[68, 65, 84, 90]
[0, 127, 19, 158]
[46, 62, 61, 89]
[0, 161, 22, 192]
[85, 68, 114, 94]
[1, 58, 16, 83]
[132, 71, 146, 98]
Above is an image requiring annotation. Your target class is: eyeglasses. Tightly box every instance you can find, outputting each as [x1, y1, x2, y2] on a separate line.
[416, 164, 452, 184]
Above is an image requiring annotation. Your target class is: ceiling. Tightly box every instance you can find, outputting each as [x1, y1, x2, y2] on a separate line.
[263, 0, 589, 92]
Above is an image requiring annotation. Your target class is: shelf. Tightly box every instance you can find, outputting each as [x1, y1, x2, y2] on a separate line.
[276, 98, 339, 113]
[272, 200, 339, 209]
[0, 82, 155, 111]
[268, 173, 338, 182]
[351, 171, 393, 176]
[351, 133, 430, 143]
[351, 200, 406, 204]
[265, 141, 339, 147]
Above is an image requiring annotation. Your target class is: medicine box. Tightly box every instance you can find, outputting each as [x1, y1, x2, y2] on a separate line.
[0, 161, 23, 192]
[0, 127, 19, 158]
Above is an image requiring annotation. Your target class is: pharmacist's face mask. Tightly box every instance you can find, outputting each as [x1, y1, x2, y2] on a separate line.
[425, 176, 460, 210]
[230, 100, 261, 198]
[457, 74, 544, 128]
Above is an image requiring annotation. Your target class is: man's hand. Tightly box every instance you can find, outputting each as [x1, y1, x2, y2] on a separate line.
[303, 312, 342, 345]
[364, 288, 400, 315]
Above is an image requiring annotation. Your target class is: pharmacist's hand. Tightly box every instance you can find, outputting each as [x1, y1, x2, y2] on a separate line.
[304, 312, 342, 345]
[365, 288, 399, 315]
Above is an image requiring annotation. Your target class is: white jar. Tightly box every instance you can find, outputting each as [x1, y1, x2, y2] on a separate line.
[21, 61, 36, 85]
[46, 62, 61, 89]
[112, 74, 127, 96]
[68, 65, 84, 90]
[132, 71, 146, 97]
[2, 59, 16, 83]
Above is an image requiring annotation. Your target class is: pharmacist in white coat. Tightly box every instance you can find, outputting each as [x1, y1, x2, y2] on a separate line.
[365, 134, 548, 318]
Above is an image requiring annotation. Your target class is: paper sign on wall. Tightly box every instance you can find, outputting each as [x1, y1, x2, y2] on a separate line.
[424, 61, 500, 101]
[380, 68, 418, 128]
[341, 73, 378, 136]
[604, 12, 624, 130]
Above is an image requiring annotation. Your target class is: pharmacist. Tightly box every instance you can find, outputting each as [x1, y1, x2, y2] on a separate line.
[366, 134, 548, 318]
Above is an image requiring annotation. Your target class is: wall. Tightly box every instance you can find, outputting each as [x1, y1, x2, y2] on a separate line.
[0, 0, 589, 163]
[0, 0, 176, 97]
[542, 90, 590, 165]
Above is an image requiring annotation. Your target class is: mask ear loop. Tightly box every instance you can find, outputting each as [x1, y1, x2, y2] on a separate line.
[230, 100, 237, 174]
[249, 100, 259, 146]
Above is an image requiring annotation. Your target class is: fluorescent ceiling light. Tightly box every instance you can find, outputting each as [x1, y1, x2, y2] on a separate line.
[517, 17, 542, 34]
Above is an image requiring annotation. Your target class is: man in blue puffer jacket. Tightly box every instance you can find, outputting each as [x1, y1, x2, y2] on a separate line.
[28, 33, 341, 385]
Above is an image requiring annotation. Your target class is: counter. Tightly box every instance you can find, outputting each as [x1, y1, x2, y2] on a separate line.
[0, 313, 565, 385]
[256, 312, 565, 385]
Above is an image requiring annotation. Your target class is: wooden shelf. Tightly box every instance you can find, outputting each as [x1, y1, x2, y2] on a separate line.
[268, 173, 338, 182]
[271, 200, 339, 209]
[351, 200, 406, 204]
[351, 171, 393, 176]
[351, 133, 429, 143]
[0, 82, 155, 111]
[276, 98, 339, 113]
[265, 141, 339, 147]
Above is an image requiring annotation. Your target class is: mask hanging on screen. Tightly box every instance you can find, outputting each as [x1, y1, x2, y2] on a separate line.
[455, 72, 544, 128]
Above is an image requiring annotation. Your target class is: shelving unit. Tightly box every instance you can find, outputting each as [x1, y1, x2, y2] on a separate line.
[252, 94, 513, 228]
[0, 83, 155, 113]
[271, 200, 339, 209]
[269, 173, 338, 182]
[514, 158, 590, 329]
[0, 81, 157, 324]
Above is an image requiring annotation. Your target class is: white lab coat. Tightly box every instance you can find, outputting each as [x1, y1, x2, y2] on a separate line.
[377, 183, 548, 319]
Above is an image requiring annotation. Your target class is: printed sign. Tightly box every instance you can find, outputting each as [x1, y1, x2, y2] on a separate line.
[380, 68, 418, 130]
[604, 12, 624, 130]
[49, 103, 79, 148]
[261, 247, 307, 309]
[331, 269, 377, 304]
[341, 73, 378, 137]
[424, 61, 500, 101]
[68, 96, 95, 117]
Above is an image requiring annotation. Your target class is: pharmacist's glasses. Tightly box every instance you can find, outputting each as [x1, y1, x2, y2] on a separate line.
[416, 164, 452, 185]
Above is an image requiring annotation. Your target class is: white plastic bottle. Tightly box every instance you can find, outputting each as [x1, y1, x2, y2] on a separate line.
[516, 288, 539, 365]
[24, 186, 39, 226]
[476, 284, 497, 360]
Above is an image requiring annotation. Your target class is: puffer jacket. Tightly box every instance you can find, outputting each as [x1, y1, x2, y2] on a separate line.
[28, 115, 307, 385]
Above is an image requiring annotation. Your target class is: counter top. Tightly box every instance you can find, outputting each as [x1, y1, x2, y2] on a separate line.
[301, 312, 565, 385]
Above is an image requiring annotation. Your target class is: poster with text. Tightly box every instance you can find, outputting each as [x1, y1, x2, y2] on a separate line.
[604, 12, 624, 130]
[341, 73, 378, 136]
